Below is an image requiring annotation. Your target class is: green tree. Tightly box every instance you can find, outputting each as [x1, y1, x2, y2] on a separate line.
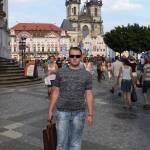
[103, 24, 150, 54]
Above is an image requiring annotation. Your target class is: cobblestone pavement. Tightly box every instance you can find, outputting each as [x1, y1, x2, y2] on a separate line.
[0, 73, 150, 150]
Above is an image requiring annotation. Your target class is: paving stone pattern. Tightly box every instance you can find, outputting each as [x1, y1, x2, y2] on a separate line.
[0, 77, 150, 150]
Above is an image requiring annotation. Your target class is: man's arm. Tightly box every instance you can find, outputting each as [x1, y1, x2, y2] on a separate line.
[48, 86, 60, 121]
[117, 67, 122, 84]
[85, 90, 94, 127]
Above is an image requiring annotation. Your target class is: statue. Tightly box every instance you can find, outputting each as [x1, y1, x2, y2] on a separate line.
[0, 0, 6, 18]
[0, 0, 3, 11]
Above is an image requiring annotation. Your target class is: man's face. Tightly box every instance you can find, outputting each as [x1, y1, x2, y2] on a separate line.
[69, 49, 82, 67]
[50, 56, 55, 62]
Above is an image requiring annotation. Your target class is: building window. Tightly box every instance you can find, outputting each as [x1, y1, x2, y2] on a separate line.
[28, 47, 30, 52]
[42, 47, 44, 52]
[33, 47, 36, 52]
[55, 47, 57, 52]
[48, 47, 50, 52]
[38, 47, 40, 52]
[73, 7, 76, 15]
[95, 8, 98, 16]
[14, 47, 16, 52]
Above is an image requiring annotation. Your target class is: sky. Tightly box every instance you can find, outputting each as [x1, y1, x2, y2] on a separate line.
[9, 0, 150, 32]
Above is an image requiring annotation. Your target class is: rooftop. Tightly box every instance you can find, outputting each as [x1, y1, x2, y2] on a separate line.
[11, 23, 63, 32]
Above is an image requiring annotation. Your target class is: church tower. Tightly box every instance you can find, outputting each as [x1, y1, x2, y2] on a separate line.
[86, 0, 103, 35]
[66, 0, 81, 20]
[86, 0, 102, 22]
[62, 0, 105, 50]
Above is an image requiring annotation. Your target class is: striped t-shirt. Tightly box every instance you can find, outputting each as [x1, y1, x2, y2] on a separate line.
[144, 64, 150, 81]
[53, 67, 92, 111]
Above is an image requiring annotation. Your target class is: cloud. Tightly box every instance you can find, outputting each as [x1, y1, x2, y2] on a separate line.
[112, 0, 143, 11]
[9, 0, 39, 4]
[10, 0, 31, 3]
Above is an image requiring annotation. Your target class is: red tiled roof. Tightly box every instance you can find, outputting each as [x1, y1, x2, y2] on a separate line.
[11, 23, 63, 32]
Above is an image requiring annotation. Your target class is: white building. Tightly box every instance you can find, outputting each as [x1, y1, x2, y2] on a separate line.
[82, 35, 107, 56]
[10, 23, 70, 60]
[0, 0, 10, 58]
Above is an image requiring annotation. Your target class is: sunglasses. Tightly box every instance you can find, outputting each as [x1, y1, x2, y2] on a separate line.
[69, 55, 81, 58]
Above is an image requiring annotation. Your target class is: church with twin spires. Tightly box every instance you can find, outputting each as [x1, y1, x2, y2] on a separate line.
[61, 0, 106, 56]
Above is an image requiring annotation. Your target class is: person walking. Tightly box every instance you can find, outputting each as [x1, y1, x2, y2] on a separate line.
[142, 58, 150, 109]
[96, 57, 102, 82]
[44, 55, 58, 97]
[101, 59, 107, 80]
[48, 47, 94, 150]
[107, 60, 113, 80]
[128, 56, 137, 88]
[110, 56, 123, 95]
[118, 59, 133, 109]
[83, 57, 94, 75]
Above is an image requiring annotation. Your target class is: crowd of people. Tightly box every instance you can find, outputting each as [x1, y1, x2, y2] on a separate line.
[42, 52, 150, 110]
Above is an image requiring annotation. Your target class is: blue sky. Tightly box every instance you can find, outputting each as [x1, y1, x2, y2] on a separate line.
[9, 0, 150, 32]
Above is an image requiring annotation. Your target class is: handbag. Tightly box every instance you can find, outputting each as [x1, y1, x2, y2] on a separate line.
[131, 86, 137, 102]
[44, 76, 51, 85]
[43, 121, 57, 150]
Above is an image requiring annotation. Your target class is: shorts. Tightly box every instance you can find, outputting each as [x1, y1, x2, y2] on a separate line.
[48, 80, 55, 87]
[142, 80, 150, 93]
[121, 79, 132, 92]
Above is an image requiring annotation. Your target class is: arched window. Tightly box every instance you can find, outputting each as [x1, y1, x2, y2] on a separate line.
[95, 8, 97, 16]
[74, 7, 76, 15]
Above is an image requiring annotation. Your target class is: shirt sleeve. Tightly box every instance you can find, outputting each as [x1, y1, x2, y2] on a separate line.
[52, 71, 61, 87]
[85, 73, 93, 90]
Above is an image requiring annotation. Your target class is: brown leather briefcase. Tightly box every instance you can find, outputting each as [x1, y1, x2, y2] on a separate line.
[43, 122, 57, 150]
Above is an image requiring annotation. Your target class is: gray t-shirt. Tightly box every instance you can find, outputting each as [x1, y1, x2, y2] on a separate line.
[53, 67, 92, 111]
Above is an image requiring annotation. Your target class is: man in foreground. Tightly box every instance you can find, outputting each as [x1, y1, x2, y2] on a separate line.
[48, 47, 94, 150]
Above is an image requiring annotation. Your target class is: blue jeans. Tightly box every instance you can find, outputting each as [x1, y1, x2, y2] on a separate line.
[55, 111, 86, 150]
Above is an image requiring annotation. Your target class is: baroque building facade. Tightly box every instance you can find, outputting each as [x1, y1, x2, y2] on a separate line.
[61, 0, 107, 56]
[0, 0, 10, 58]
[10, 23, 70, 60]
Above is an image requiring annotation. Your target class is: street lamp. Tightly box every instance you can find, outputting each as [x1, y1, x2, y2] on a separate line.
[19, 37, 26, 68]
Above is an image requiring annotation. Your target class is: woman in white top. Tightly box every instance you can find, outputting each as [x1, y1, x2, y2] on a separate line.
[83, 57, 94, 75]
[107, 61, 112, 80]
[45, 56, 58, 97]
[118, 58, 133, 109]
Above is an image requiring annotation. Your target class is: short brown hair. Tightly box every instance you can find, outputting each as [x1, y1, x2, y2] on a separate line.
[69, 47, 82, 55]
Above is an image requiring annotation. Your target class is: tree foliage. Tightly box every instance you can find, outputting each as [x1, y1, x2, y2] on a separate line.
[103, 24, 150, 54]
